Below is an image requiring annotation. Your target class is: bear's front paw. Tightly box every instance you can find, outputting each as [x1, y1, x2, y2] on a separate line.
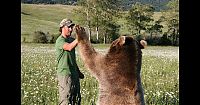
[75, 25, 88, 41]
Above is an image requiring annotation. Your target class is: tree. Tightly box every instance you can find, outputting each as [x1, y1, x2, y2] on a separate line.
[75, 0, 121, 43]
[161, 0, 179, 45]
[102, 20, 120, 43]
[126, 2, 155, 36]
[147, 19, 164, 39]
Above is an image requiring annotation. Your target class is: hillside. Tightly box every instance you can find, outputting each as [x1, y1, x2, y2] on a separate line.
[120, 0, 170, 11]
[21, 4, 79, 35]
[21, 3, 167, 42]
[22, 0, 170, 11]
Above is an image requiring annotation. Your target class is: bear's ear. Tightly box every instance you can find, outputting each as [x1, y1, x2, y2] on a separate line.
[118, 36, 126, 46]
[110, 36, 124, 47]
[111, 39, 120, 47]
[111, 36, 134, 47]
[119, 36, 134, 46]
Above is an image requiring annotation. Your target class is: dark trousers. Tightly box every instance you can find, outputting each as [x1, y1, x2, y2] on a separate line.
[136, 48, 145, 105]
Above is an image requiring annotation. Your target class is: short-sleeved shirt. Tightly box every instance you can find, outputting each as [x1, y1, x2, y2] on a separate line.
[55, 35, 78, 76]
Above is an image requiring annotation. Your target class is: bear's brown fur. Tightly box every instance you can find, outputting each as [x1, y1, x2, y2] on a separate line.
[75, 25, 144, 105]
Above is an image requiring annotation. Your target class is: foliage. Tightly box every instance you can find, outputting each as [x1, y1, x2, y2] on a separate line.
[90, 36, 101, 44]
[126, 2, 155, 35]
[49, 33, 60, 43]
[160, 0, 179, 46]
[21, 3, 178, 45]
[161, 0, 179, 31]
[75, 0, 121, 43]
[145, 32, 176, 46]
[166, 0, 179, 12]
[32, 31, 48, 43]
[146, 19, 164, 37]
[29, 30, 60, 43]
[90, 21, 121, 44]
[158, 33, 172, 45]
[146, 36, 161, 46]
[103, 21, 121, 43]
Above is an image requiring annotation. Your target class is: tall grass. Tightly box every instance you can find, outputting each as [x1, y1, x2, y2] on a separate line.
[21, 43, 179, 105]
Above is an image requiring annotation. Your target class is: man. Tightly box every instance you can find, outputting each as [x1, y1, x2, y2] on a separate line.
[55, 18, 84, 105]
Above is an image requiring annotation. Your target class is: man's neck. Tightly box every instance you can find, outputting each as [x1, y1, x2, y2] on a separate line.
[61, 34, 71, 38]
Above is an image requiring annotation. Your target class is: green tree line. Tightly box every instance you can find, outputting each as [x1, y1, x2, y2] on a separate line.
[72, 0, 179, 45]
[23, 0, 179, 46]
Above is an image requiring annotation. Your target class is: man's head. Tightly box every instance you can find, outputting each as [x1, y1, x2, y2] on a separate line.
[59, 18, 75, 37]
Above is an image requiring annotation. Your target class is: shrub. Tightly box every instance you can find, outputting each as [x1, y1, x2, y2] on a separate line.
[32, 31, 48, 43]
[49, 33, 60, 44]
[146, 36, 161, 45]
[158, 34, 172, 45]
[106, 22, 120, 43]
[90, 35, 103, 44]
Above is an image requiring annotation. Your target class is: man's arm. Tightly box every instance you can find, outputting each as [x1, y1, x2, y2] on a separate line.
[63, 39, 78, 51]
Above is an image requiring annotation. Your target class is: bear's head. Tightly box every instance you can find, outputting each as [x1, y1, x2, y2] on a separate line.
[108, 36, 138, 57]
[106, 35, 138, 77]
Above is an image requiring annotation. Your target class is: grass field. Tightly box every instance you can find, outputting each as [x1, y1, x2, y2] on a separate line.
[21, 43, 179, 105]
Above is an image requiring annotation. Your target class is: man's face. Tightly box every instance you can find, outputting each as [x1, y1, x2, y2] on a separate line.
[62, 25, 74, 37]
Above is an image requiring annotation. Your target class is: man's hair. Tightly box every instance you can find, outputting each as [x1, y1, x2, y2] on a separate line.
[59, 27, 62, 33]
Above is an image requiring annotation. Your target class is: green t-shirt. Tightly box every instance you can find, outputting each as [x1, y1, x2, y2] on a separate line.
[55, 35, 78, 76]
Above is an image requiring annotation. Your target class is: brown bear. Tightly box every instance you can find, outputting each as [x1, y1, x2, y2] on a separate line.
[75, 25, 145, 105]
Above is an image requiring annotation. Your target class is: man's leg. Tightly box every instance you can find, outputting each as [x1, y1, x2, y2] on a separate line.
[58, 75, 71, 105]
